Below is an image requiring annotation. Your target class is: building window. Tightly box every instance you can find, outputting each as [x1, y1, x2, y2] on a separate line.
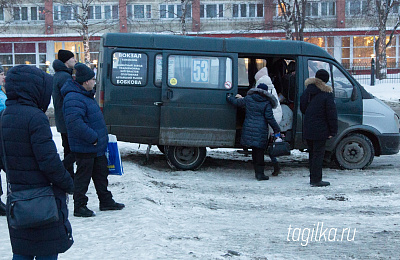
[54, 5, 78, 21]
[21, 7, 28, 20]
[321, 2, 336, 16]
[105, 6, 111, 19]
[13, 7, 20, 20]
[89, 5, 102, 20]
[346, 0, 368, 16]
[177, 5, 191, 19]
[31, 7, 37, 20]
[112, 5, 119, 19]
[306, 2, 319, 17]
[160, 4, 191, 19]
[0, 8, 4, 21]
[127, 5, 151, 19]
[200, 4, 224, 18]
[134, 5, 145, 19]
[393, 2, 399, 14]
[233, 3, 263, 18]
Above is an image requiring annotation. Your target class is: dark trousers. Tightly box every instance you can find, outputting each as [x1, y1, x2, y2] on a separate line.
[73, 154, 113, 208]
[61, 133, 75, 179]
[251, 147, 265, 175]
[306, 139, 326, 183]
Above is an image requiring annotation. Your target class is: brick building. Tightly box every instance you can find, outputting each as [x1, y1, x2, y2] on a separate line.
[0, 0, 399, 73]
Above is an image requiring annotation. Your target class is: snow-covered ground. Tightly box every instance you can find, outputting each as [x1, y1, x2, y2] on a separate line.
[0, 83, 399, 259]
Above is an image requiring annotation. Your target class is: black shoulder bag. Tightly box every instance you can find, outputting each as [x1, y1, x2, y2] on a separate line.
[0, 112, 59, 229]
[263, 103, 291, 157]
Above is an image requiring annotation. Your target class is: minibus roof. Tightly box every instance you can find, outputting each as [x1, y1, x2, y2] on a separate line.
[102, 33, 333, 59]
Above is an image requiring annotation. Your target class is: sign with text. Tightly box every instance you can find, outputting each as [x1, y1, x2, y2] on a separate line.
[112, 52, 147, 86]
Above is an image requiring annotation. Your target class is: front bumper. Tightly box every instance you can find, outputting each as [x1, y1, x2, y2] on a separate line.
[377, 132, 400, 155]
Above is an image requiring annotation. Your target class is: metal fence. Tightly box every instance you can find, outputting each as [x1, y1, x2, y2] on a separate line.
[342, 61, 400, 86]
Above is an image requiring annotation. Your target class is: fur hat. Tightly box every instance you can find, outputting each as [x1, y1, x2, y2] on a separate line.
[255, 67, 269, 81]
[58, 49, 75, 63]
[315, 69, 330, 83]
[75, 63, 95, 84]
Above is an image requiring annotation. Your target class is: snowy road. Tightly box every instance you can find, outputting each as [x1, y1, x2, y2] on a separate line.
[1, 140, 399, 259]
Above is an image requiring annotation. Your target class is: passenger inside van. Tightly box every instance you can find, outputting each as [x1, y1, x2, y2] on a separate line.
[282, 61, 296, 109]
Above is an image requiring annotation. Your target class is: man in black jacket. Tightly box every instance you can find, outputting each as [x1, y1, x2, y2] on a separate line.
[300, 69, 338, 187]
[52, 49, 77, 179]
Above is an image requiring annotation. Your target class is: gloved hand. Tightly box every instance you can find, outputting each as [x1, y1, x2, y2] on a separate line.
[274, 133, 281, 138]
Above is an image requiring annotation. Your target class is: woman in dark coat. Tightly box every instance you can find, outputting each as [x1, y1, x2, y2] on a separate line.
[227, 83, 281, 181]
[0, 65, 74, 259]
[300, 69, 338, 187]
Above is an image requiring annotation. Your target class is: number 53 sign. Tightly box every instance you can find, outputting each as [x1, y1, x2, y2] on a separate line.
[192, 58, 210, 83]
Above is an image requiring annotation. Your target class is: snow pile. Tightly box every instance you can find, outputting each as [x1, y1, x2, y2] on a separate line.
[0, 83, 399, 259]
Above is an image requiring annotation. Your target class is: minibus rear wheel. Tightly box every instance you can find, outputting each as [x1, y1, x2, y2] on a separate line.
[334, 133, 375, 170]
[165, 146, 207, 170]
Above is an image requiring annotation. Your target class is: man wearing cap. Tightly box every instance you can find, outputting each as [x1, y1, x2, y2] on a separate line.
[61, 63, 125, 217]
[300, 69, 338, 187]
[52, 49, 77, 179]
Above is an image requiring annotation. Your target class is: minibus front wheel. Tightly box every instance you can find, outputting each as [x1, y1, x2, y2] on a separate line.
[334, 133, 375, 170]
[165, 146, 207, 170]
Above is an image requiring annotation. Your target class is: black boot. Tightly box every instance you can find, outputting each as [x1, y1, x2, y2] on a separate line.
[310, 181, 330, 187]
[0, 200, 6, 216]
[74, 205, 96, 217]
[272, 162, 281, 176]
[254, 165, 269, 181]
[100, 200, 125, 211]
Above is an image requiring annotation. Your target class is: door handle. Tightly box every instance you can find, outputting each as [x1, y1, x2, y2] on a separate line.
[167, 89, 173, 100]
[154, 102, 163, 106]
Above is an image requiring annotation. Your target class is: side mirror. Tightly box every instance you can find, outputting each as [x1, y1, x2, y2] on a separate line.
[351, 86, 358, 101]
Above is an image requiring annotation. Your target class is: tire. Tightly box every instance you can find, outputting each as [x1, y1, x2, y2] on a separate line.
[334, 134, 375, 170]
[165, 146, 207, 170]
[157, 145, 165, 154]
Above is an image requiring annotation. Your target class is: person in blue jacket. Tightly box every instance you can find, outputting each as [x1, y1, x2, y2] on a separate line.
[52, 50, 77, 180]
[300, 69, 338, 187]
[0, 65, 6, 216]
[61, 63, 124, 217]
[0, 65, 74, 259]
[227, 82, 281, 181]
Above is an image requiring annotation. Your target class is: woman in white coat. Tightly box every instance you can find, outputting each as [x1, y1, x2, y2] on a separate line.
[254, 67, 283, 176]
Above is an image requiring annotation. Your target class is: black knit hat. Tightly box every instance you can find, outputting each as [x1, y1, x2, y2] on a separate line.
[75, 63, 95, 84]
[315, 69, 330, 83]
[58, 49, 74, 63]
[257, 83, 269, 92]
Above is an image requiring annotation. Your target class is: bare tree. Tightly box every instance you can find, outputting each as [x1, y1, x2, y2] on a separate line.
[276, 0, 308, 41]
[0, 0, 22, 33]
[366, 0, 400, 79]
[53, 0, 119, 65]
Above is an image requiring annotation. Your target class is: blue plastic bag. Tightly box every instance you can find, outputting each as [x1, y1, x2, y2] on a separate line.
[106, 134, 124, 175]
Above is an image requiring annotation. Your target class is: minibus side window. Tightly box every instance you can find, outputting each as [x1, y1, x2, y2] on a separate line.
[307, 60, 354, 99]
[331, 65, 354, 99]
[111, 51, 147, 86]
[167, 55, 232, 89]
[155, 54, 162, 87]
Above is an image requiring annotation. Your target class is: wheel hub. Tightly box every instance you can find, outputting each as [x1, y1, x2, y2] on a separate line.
[343, 142, 364, 163]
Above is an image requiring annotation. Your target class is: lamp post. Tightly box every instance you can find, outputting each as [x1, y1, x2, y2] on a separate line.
[370, 54, 375, 86]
